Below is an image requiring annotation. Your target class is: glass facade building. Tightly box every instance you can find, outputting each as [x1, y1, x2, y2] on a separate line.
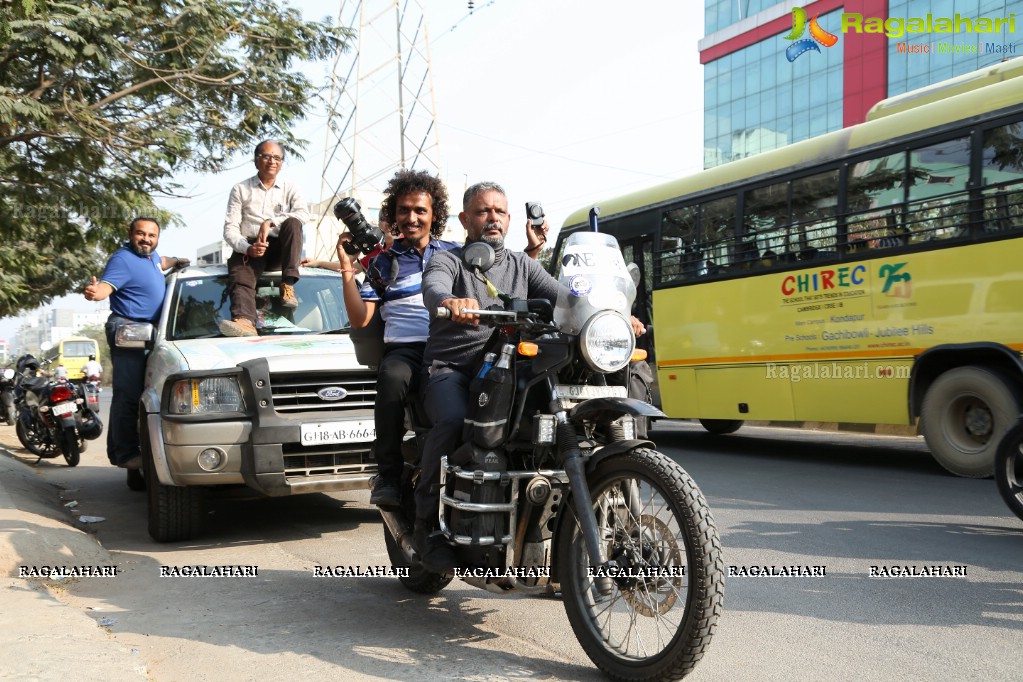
[702, 0, 1023, 168]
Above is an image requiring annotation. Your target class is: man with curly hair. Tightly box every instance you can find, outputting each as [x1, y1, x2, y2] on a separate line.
[336, 169, 460, 507]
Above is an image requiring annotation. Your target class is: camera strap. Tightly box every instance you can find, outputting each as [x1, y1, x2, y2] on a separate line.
[366, 250, 399, 297]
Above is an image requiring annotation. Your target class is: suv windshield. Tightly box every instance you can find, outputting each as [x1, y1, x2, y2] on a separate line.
[169, 273, 349, 341]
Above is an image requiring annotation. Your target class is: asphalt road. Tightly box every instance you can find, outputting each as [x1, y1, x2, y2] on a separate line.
[2, 394, 1021, 681]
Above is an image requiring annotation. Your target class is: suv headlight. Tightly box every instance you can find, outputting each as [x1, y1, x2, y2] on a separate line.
[579, 311, 635, 373]
[170, 377, 244, 414]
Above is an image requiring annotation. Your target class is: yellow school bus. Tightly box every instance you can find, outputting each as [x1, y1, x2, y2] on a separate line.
[54, 336, 100, 380]
[553, 57, 1023, 477]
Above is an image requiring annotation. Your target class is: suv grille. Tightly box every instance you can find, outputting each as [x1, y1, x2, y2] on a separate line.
[270, 370, 377, 413]
[282, 441, 375, 478]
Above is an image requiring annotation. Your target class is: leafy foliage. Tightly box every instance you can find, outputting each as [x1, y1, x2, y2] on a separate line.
[0, 0, 349, 317]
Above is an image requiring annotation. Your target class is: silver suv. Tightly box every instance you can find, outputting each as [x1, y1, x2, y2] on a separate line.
[117, 264, 377, 542]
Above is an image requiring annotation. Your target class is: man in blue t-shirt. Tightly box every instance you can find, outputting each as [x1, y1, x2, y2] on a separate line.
[84, 217, 189, 470]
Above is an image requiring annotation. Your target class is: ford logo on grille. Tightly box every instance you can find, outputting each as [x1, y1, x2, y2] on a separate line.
[317, 387, 348, 401]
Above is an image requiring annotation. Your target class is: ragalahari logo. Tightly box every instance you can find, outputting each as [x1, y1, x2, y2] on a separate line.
[784, 7, 839, 61]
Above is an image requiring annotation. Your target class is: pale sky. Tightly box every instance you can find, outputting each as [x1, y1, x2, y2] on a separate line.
[1, 0, 705, 344]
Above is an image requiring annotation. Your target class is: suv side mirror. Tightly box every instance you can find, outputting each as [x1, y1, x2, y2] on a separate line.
[115, 322, 154, 349]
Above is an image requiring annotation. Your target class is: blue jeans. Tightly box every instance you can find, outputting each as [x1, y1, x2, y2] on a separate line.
[105, 315, 148, 466]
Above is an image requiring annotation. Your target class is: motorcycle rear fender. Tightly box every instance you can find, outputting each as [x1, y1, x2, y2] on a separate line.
[569, 396, 665, 423]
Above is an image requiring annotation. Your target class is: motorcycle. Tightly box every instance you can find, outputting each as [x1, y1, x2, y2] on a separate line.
[995, 418, 1023, 521]
[81, 375, 102, 412]
[13, 354, 103, 467]
[1, 367, 16, 426]
[377, 224, 724, 681]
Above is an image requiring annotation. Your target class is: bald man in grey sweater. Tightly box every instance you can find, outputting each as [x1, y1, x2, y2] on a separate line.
[413, 182, 559, 573]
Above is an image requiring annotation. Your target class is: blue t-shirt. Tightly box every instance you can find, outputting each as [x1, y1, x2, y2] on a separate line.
[100, 245, 166, 322]
[359, 238, 459, 343]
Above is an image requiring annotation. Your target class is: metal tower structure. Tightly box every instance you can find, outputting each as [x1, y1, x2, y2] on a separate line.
[311, 0, 444, 260]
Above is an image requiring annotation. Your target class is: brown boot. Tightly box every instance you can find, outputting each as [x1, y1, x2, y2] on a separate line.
[280, 283, 298, 309]
[219, 317, 257, 337]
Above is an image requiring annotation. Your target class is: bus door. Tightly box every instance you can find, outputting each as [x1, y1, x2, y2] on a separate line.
[619, 236, 659, 406]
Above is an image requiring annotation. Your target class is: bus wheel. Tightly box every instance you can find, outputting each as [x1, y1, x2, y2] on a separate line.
[699, 419, 744, 435]
[921, 367, 1019, 478]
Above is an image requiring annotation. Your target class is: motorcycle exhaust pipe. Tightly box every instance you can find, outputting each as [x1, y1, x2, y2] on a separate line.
[379, 509, 417, 563]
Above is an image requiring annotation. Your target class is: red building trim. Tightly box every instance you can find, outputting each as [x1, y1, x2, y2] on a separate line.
[842, 0, 888, 125]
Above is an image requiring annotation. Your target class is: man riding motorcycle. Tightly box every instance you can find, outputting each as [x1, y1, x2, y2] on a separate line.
[413, 181, 644, 572]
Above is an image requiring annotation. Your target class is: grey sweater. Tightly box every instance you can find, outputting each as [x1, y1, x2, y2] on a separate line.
[422, 245, 560, 375]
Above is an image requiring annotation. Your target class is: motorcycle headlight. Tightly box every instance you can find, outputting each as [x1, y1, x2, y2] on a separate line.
[579, 311, 635, 373]
[2, 368, 13, 380]
[170, 377, 244, 414]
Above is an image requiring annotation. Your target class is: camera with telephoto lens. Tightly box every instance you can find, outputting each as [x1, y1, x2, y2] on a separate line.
[333, 197, 384, 256]
[525, 201, 545, 230]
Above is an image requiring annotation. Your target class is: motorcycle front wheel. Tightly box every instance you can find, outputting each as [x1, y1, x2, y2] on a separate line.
[60, 426, 81, 467]
[557, 448, 724, 681]
[995, 420, 1023, 522]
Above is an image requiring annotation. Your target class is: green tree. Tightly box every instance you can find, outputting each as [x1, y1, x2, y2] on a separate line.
[0, 0, 349, 317]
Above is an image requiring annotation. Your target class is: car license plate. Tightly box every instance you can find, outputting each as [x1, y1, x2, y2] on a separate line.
[52, 402, 76, 416]
[554, 385, 627, 400]
[300, 419, 376, 446]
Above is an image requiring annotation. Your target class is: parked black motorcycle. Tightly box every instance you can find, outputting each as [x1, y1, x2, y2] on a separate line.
[0, 367, 16, 426]
[995, 418, 1023, 521]
[377, 228, 724, 682]
[13, 354, 103, 467]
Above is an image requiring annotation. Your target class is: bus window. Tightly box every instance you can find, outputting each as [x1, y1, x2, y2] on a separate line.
[744, 181, 789, 268]
[792, 170, 839, 258]
[847, 150, 906, 246]
[659, 204, 698, 282]
[981, 122, 1023, 233]
[702, 196, 737, 271]
[906, 136, 971, 242]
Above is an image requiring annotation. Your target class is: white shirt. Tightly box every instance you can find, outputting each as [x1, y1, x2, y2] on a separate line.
[83, 360, 102, 377]
[223, 175, 310, 254]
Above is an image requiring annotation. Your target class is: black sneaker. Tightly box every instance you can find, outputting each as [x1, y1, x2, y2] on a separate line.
[413, 521, 457, 574]
[369, 478, 400, 507]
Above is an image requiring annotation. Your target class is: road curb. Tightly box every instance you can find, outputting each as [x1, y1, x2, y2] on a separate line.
[0, 432, 147, 680]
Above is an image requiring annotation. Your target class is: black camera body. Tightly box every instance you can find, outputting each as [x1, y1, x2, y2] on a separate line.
[525, 201, 545, 230]
[333, 197, 384, 256]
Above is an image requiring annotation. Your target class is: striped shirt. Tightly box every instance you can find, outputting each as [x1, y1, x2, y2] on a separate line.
[359, 238, 459, 343]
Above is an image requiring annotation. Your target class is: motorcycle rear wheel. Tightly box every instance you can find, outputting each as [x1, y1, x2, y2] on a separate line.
[60, 427, 80, 467]
[557, 448, 724, 681]
[16, 418, 57, 457]
[995, 421, 1023, 522]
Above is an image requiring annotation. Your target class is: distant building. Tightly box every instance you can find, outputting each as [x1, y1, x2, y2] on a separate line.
[701, 0, 1023, 167]
[13, 306, 109, 357]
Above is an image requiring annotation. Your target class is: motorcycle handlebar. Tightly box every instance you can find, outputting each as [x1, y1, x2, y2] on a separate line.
[435, 308, 516, 320]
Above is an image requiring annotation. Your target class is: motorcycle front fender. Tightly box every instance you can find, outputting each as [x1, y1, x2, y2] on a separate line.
[585, 439, 655, 473]
[569, 396, 665, 423]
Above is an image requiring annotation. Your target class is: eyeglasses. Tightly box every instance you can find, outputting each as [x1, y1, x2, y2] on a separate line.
[256, 153, 284, 162]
